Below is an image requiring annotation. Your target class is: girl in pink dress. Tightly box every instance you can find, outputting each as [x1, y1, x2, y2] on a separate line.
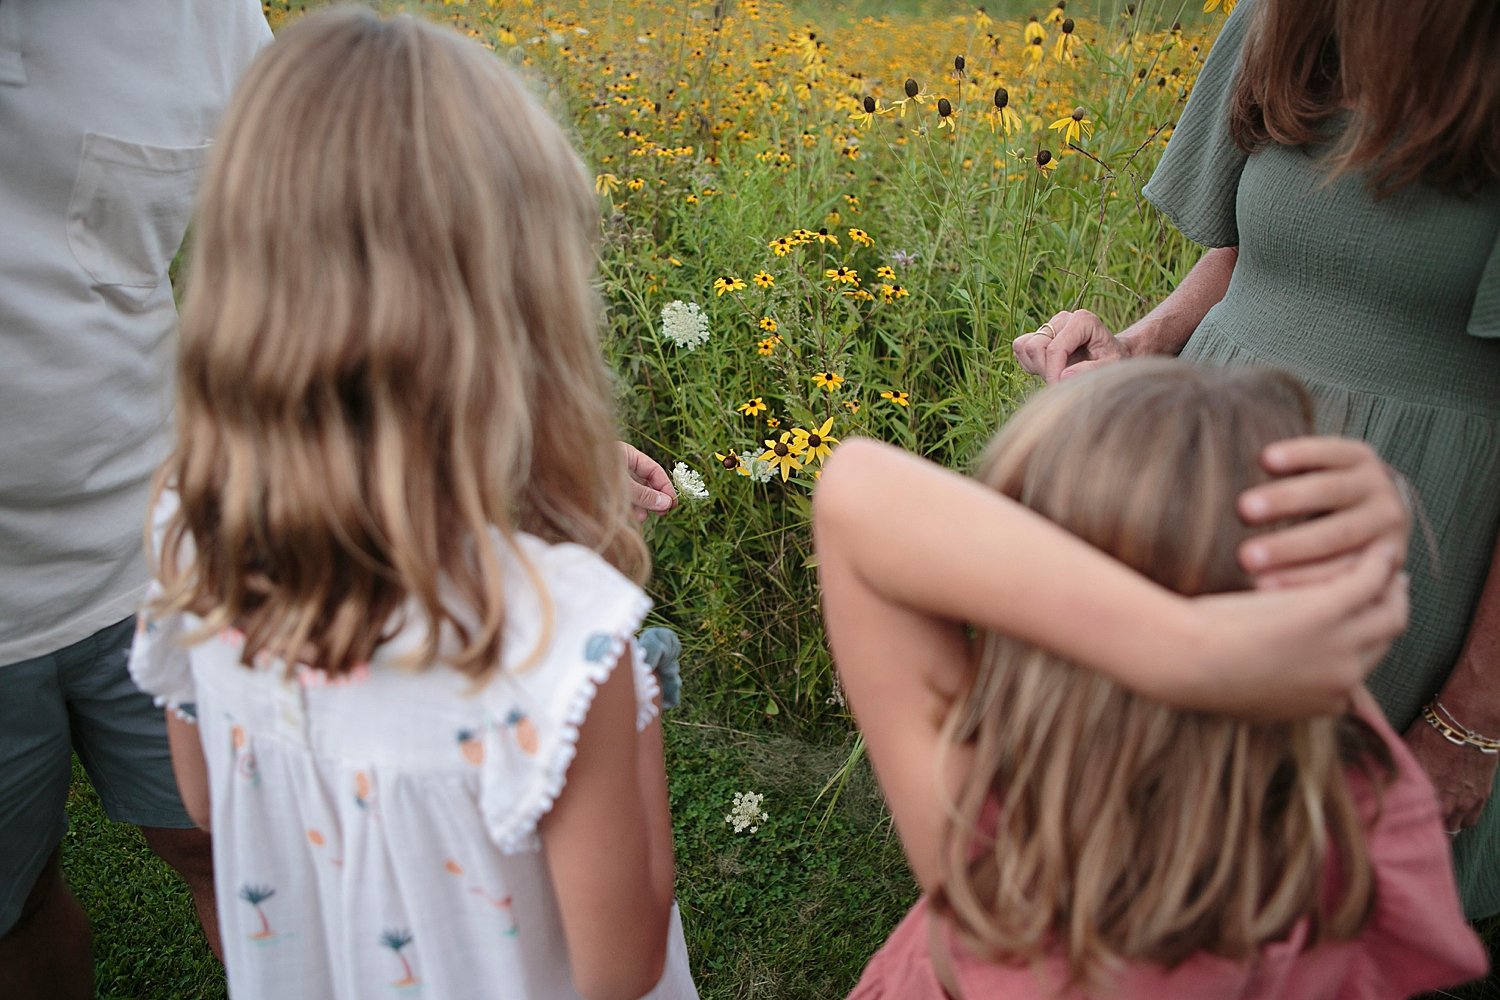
[814, 360, 1486, 999]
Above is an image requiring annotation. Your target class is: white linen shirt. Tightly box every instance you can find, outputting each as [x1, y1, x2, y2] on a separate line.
[0, 0, 269, 662]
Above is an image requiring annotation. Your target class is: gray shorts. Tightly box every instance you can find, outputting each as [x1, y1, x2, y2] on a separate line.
[0, 616, 193, 936]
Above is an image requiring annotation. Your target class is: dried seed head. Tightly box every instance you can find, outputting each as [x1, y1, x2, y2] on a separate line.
[954, 55, 965, 72]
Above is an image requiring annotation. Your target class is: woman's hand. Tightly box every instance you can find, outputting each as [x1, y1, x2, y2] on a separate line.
[1012, 309, 1131, 383]
[1237, 437, 1410, 587]
[620, 442, 677, 521]
[1404, 717, 1498, 834]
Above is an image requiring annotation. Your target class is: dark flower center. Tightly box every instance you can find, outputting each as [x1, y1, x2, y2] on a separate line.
[905, 78, 920, 98]
[994, 87, 1009, 109]
[774, 443, 789, 457]
[863, 95, 876, 113]
[1037, 149, 1053, 166]
[1062, 18, 1075, 33]
[808, 435, 822, 448]
[953, 55, 965, 72]
[938, 98, 953, 117]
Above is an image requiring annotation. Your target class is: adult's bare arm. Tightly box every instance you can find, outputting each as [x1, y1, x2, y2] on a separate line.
[1014, 246, 1238, 383]
[1406, 534, 1500, 833]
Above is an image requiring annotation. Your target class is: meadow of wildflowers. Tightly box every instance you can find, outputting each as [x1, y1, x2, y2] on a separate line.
[303, 0, 1224, 729]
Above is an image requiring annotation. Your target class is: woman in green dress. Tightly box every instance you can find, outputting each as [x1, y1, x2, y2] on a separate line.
[1013, 0, 1500, 918]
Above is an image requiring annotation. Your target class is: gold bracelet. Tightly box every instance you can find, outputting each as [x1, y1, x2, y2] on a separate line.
[1434, 700, 1500, 748]
[1422, 702, 1500, 755]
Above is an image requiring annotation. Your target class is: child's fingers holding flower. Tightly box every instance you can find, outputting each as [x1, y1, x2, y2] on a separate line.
[620, 442, 677, 519]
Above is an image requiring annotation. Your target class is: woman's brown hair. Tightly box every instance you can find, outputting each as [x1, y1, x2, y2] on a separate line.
[150, 8, 647, 677]
[932, 361, 1391, 992]
[1229, 0, 1500, 196]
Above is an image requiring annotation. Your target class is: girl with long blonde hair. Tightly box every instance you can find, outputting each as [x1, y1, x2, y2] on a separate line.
[816, 361, 1485, 998]
[128, 9, 692, 999]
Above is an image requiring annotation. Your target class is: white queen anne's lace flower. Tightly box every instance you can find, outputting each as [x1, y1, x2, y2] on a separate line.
[738, 451, 775, 484]
[671, 462, 709, 501]
[660, 300, 710, 350]
[724, 790, 768, 834]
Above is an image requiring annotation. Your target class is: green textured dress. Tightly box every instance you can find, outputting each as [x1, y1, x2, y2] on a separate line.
[1141, 1, 1500, 917]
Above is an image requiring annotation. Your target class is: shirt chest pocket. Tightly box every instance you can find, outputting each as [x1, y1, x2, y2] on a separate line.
[66, 133, 210, 291]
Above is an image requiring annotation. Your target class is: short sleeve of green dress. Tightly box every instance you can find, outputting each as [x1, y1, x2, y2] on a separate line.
[1143, 0, 1500, 918]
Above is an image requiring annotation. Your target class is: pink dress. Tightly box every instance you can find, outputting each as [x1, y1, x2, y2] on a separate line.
[850, 702, 1487, 1000]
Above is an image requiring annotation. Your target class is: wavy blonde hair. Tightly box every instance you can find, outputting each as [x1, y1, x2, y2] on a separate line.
[151, 8, 647, 677]
[933, 361, 1390, 993]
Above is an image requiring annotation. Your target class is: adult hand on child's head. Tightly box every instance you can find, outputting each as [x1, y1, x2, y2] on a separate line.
[1012, 309, 1130, 384]
[620, 442, 677, 522]
[1164, 541, 1409, 720]
[1236, 437, 1410, 588]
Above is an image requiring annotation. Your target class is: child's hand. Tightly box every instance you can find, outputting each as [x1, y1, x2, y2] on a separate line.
[1162, 542, 1409, 720]
[620, 442, 677, 521]
[1236, 437, 1410, 588]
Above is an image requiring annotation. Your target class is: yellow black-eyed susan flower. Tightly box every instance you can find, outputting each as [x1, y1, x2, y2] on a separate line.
[1035, 148, 1057, 173]
[791, 417, 839, 464]
[843, 399, 861, 413]
[758, 316, 778, 333]
[898, 77, 926, 116]
[875, 265, 896, 281]
[753, 271, 775, 288]
[845, 288, 874, 301]
[766, 416, 781, 428]
[1045, 1, 1067, 25]
[848, 228, 874, 247]
[737, 397, 768, 417]
[881, 389, 911, 407]
[594, 173, 621, 195]
[713, 275, 747, 296]
[758, 432, 804, 481]
[1049, 106, 1093, 145]
[850, 95, 884, 128]
[1024, 15, 1046, 43]
[757, 336, 781, 356]
[769, 236, 796, 257]
[936, 97, 956, 130]
[812, 371, 845, 392]
[1053, 17, 1076, 61]
[813, 227, 839, 246]
[878, 283, 910, 301]
[825, 265, 860, 285]
[1026, 34, 1045, 66]
[626, 177, 645, 191]
[844, 194, 861, 212]
[715, 451, 746, 474]
[990, 87, 1021, 135]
